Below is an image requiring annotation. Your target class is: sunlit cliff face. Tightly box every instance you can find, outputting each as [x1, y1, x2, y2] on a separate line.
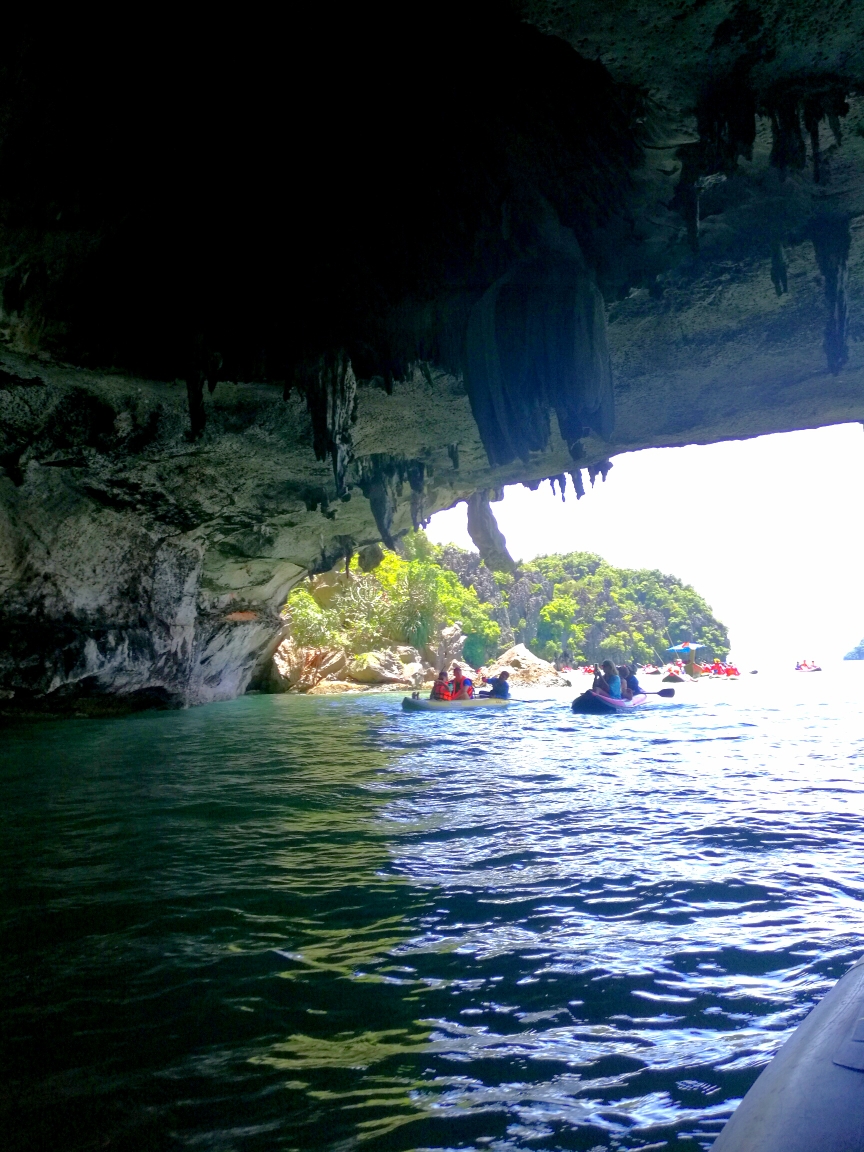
[1, 2, 864, 710]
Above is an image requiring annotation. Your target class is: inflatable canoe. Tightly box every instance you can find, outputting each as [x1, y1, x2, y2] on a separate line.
[713, 960, 864, 1151]
[401, 696, 510, 712]
[571, 690, 647, 714]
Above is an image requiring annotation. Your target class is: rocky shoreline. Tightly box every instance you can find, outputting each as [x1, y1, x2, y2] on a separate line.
[264, 635, 573, 696]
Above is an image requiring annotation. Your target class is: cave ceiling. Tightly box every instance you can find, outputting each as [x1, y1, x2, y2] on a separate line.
[1, 2, 863, 706]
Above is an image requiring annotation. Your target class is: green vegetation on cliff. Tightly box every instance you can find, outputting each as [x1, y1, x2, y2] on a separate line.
[284, 534, 501, 665]
[517, 552, 729, 664]
[285, 532, 729, 668]
[435, 538, 728, 665]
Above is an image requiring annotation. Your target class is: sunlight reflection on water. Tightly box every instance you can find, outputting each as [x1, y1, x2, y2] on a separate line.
[1, 667, 863, 1150]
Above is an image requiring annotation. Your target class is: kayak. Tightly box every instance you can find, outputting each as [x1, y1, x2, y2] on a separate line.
[402, 696, 510, 712]
[571, 690, 648, 714]
[712, 960, 864, 1151]
[662, 673, 686, 683]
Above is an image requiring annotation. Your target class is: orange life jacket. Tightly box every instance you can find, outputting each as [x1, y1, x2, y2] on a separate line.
[451, 676, 474, 698]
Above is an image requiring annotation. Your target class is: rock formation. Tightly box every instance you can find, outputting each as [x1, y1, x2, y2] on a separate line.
[2, 4, 864, 710]
[486, 644, 572, 688]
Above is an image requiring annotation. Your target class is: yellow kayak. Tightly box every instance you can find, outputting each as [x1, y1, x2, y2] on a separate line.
[401, 696, 510, 712]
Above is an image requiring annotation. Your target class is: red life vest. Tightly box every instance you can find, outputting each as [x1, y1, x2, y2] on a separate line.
[451, 676, 474, 698]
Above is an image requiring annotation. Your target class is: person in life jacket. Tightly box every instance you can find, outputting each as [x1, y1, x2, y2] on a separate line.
[429, 670, 452, 701]
[450, 664, 474, 699]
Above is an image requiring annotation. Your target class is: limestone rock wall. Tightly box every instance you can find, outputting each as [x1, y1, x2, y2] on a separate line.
[3, 6, 864, 710]
[0, 354, 610, 710]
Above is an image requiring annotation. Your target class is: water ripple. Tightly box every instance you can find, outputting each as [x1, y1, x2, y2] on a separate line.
[1, 671, 864, 1149]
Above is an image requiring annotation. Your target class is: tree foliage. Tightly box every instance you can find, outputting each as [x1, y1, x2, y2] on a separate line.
[284, 535, 728, 669]
[284, 534, 500, 660]
[283, 587, 341, 649]
[522, 551, 729, 663]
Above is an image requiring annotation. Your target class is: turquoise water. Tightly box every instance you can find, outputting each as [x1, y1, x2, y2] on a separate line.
[2, 670, 864, 1151]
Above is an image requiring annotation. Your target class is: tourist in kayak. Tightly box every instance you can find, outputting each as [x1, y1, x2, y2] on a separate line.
[479, 670, 510, 699]
[450, 664, 474, 700]
[618, 664, 642, 700]
[594, 660, 622, 699]
[430, 670, 452, 701]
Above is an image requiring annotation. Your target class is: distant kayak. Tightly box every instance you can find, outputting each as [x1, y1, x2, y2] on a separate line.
[572, 690, 648, 715]
[662, 672, 686, 683]
[402, 696, 510, 712]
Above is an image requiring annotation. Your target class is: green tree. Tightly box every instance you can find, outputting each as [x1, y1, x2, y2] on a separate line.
[283, 536, 728, 672]
[523, 551, 728, 664]
[283, 587, 341, 648]
[373, 547, 500, 659]
[536, 595, 580, 661]
[283, 532, 500, 662]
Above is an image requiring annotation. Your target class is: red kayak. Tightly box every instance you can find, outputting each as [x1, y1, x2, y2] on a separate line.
[572, 690, 648, 714]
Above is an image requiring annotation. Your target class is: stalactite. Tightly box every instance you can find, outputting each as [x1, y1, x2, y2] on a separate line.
[289, 352, 357, 494]
[185, 343, 223, 440]
[548, 474, 568, 502]
[466, 491, 516, 572]
[355, 454, 427, 549]
[569, 469, 585, 500]
[185, 373, 206, 441]
[356, 459, 400, 550]
[204, 350, 223, 395]
[825, 91, 849, 146]
[802, 89, 849, 184]
[465, 252, 614, 468]
[310, 535, 356, 575]
[770, 243, 788, 296]
[802, 96, 822, 184]
[587, 459, 613, 487]
[769, 98, 806, 173]
[811, 214, 851, 375]
[406, 460, 426, 531]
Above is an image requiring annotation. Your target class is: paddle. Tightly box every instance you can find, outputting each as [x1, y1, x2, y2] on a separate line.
[644, 688, 675, 698]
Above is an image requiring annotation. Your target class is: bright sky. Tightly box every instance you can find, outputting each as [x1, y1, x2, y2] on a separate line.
[425, 423, 864, 669]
